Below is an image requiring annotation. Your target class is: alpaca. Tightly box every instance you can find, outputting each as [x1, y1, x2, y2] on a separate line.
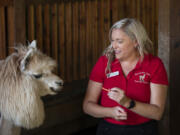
[139, 74, 146, 82]
[0, 40, 63, 129]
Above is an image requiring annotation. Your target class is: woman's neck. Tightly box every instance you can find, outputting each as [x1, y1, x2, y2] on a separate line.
[119, 52, 140, 77]
[119, 52, 140, 65]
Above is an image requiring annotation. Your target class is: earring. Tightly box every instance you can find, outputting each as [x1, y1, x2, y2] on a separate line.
[135, 45, 139, 49]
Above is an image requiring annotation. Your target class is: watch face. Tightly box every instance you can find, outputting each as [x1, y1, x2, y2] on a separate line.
[128, 100, 135, 109]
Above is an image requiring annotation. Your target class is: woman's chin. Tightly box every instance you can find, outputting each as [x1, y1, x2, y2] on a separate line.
[115, 55, 122, 60]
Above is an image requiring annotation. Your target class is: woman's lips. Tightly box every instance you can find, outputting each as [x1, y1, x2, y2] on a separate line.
[114, 50, 121, 54]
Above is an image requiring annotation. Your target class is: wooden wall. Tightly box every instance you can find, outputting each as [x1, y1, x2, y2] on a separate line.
[0, 0, 158, 82]
[0, 0, 159, 134]
[0, 0, 14, 59]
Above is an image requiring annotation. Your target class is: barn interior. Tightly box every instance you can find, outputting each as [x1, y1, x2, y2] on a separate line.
[0, 0, 180, 135]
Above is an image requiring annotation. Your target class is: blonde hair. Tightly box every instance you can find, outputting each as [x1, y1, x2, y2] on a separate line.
[103, 18, 154, 73]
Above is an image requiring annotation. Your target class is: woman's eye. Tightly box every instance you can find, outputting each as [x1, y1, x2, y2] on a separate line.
[118, 41, 123, 44]
[33, 74, 42, 79]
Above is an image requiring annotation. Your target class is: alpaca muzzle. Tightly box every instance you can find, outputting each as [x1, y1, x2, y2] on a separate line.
[56, 80, 64, 86]
[49, 80, 64, 93]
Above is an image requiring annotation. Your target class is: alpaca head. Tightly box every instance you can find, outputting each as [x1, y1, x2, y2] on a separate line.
[18, 40, 64, 96]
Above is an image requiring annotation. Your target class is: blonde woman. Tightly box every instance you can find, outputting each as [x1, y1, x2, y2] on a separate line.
[83, 18, 168, 135]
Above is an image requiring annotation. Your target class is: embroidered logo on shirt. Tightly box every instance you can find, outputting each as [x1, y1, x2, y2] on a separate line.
[139, 74, 146, 82]
[134, 72, 150, 84]
[106, 71, 119, 78]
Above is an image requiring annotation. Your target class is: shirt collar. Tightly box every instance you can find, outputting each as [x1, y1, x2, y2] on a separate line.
[111, 53, 151, 70]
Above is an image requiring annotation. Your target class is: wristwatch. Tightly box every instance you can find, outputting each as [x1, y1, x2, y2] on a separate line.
[127, 100, 136, 109]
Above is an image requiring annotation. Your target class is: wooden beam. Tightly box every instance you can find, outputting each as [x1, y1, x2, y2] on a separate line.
[0, 0, 13, 7]
[158, 0, 170, 135]
[158, 0, 180, 135]
[169, 0, 180, 134]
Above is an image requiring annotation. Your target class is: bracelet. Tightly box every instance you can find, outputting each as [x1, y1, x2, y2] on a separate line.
[127, 100, 135, 109]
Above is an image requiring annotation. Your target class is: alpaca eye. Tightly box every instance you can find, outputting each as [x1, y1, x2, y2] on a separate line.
[33, 74, 42, 79]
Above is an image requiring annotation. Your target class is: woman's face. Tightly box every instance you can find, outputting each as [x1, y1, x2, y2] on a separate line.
[111, 29, 138, 61]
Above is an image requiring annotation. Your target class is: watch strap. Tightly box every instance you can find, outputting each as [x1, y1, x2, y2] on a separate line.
[127, 100, 135, 109]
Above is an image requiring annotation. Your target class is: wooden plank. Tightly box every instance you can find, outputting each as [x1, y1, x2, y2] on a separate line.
[72, 1, 79, 80]
[0, 0, 13, 7]
[86, 0, 92, 76]
[27, 5, 35, 43]
[103, 0, 110, 49]
[154, 0, 158, 55]
[58, 2, 65, 80]
[151, 0, 155, 47]
[118, 0, 125, 19]
[36, 4, 43, 51]
[142, 0, 146, 27]
[14, 0, 26, 44]
[98, 0, 105, 54]
[158, 0, 170, 134]
[7, 6, 15, 55]
[25, 0, 69, 6]
[0, 7, 6, 59]
[139, 0, 143, 23]
[79, 0, 86, 79]
[147, 0, 152, 41]
[51, 3, 58, 73]
[124, 0, 130, 17]
[43, 4, 51, 56]
[65, 1, 72, 82]
[146, 0, 150, 38]
[111, 0, 118, 24]
[136, 0, 141, 20]
[92, 0, 98, 64]
[131, 0, 136, 18]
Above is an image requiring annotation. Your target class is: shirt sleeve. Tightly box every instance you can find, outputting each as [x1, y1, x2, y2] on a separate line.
[150, 58, 169, 85]
[89, 56, 106, 83]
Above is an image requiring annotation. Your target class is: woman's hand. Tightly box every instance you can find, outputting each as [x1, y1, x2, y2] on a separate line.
[108, 87, 130, 107]
[109, 106, 127, 121]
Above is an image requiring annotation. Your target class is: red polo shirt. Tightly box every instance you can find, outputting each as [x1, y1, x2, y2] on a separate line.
[89, 54, 168, 125]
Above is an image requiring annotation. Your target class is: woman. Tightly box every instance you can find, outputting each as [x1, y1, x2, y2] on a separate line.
[83, 18, 168, 135]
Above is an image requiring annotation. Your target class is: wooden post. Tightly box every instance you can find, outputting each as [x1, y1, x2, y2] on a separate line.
[158, 0, 180, 135]
[158, 0, 170, 135]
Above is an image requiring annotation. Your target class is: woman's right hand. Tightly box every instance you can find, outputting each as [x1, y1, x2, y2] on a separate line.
[109, 106, 127, 121]
[83, 80, 127, 120]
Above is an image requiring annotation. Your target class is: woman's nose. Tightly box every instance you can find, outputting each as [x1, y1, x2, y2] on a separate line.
[112, 41, 118, 49]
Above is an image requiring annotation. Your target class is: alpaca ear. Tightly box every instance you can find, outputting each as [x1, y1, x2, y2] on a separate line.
[20, 49, 33, 71]
[29, 40, 37, 50]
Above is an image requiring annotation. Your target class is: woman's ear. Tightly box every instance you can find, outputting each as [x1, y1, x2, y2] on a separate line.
[133, 40, 138, 48]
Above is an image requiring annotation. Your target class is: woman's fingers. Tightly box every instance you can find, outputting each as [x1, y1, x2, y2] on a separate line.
[116, 106, 125, 112]
[112, 106, 127, 120]
[108, 90, 122, 102]
[115, 112, 127, 120]
[108, 88, 126, 104]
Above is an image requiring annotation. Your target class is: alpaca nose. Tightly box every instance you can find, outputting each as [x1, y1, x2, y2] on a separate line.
[56, 80, 64, 86]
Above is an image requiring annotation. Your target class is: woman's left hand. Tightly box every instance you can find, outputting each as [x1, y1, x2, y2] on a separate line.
[108, 87, 130, 106]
